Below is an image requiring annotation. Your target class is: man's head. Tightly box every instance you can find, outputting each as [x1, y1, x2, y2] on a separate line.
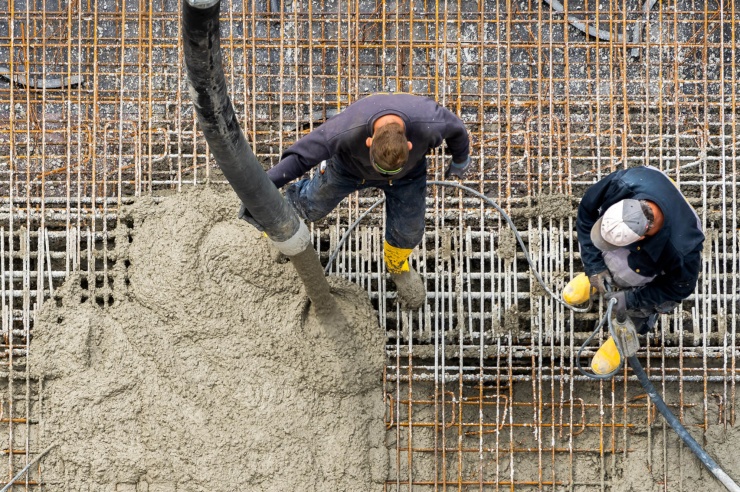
[591, 199, 654, 251]
[366, 120, 411, 175]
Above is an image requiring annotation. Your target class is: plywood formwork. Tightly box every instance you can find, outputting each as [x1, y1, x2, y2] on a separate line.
[0, 0, 738, 489]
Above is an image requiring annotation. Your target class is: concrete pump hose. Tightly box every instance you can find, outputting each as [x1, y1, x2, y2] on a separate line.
[627, 356, 740, 492]
[182, 0, 302, 244]
[182, 0, 335, 314]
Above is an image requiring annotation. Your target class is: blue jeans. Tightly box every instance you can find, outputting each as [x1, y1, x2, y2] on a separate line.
[284, 157, 427, 249]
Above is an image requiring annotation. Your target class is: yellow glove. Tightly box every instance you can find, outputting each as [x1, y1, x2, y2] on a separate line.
[563, 273, 596, 306]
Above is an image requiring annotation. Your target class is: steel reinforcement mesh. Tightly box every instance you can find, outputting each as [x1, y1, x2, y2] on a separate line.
[0, 0, 739, 489]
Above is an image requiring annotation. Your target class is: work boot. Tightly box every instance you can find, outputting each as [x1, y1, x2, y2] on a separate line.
[390, 266, 426, 310]
[591, 336, 621, 375]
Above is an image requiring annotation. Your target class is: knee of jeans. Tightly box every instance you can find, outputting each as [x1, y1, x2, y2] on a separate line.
[290, 201, 329, 223]
[284, 186, 317, 222]
[387, 224, 424, 250]
[655, 300, 679, 314]
[285, 180, 338, 223]
[629, 314, 655, 335]
[283, 189, 306, 219]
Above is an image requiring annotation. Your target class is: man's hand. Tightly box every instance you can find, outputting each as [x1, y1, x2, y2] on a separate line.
[605, 290, 628, 322]
[444, 156, 471, 180]
[238, 203, 265, 232]
[588, 270, 612, 294]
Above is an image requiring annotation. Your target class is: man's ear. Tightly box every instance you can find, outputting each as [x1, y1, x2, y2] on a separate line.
[407, 141, 413, 150]
[366, 137, 373, 148]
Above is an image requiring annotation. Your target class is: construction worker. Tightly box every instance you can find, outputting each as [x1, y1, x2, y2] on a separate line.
[244, 93, 471, 309]
[563, 166, 704, 374]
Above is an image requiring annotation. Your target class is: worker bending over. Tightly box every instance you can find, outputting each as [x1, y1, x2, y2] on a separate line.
[564, 166, 704, 374]
[245, 93, 471, 309]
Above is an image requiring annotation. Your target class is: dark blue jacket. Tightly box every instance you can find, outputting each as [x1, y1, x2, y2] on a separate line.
[267, 93, 470, 188]
[576, 167, 704, 310]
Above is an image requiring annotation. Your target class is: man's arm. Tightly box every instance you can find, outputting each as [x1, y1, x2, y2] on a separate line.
[267, 130, 332, 188]
[440, 107, 470, 163]
[576, 173, 632, 275]
[576, 177, 613, 275]
[626, 247, 702, 310]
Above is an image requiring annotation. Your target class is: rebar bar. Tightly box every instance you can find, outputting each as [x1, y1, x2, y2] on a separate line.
[0, 0, 738, 489]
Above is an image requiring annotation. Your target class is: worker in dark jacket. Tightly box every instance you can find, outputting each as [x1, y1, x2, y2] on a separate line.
[250, 93, 471, 310]
[563, 166, 704, 374]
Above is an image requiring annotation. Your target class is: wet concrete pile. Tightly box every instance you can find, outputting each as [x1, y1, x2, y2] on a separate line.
[30, 186, 387, 491]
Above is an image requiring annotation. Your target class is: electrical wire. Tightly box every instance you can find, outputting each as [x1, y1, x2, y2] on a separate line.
[324, 180, 591, 312]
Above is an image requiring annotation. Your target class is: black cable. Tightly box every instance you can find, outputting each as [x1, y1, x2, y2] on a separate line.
[628, 356, 740, 491]
[324, 180, 590, 312]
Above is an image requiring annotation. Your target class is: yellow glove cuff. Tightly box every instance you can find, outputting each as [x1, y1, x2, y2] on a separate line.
[384, 240, 412, 274]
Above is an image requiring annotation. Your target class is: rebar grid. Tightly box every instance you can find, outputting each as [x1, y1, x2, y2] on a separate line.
[383, 355, 738, 490]
[0, 0, 738, 489]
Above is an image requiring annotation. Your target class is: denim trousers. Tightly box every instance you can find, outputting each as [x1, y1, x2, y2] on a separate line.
[284, 157, 427, 249]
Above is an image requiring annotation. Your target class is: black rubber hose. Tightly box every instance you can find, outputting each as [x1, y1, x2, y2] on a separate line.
[182, 0, 336, 315]
[0, 66, 83, 89]
[630, 0, 659, 58]
[542, 0, 623, 42]
[181, 0, 298, 243]
[324, 180, 590, 312]
[627, 356, 740, 491]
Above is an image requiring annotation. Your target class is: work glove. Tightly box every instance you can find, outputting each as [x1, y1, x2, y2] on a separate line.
[588, 270, 612, 295]
[444, 156, 471, 180]
[605, 290, 628, 322]
[238, 203, 265, 232]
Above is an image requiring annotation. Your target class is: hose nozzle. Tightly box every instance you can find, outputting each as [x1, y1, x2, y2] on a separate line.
[611, 316, 639, 358]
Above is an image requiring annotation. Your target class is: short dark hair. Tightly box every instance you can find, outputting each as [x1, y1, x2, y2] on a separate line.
[639, 200, 654, 231]
[370, 123, 408, 172]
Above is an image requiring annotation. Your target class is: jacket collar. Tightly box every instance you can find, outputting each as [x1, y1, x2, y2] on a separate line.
[631, 224, 669, 261]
